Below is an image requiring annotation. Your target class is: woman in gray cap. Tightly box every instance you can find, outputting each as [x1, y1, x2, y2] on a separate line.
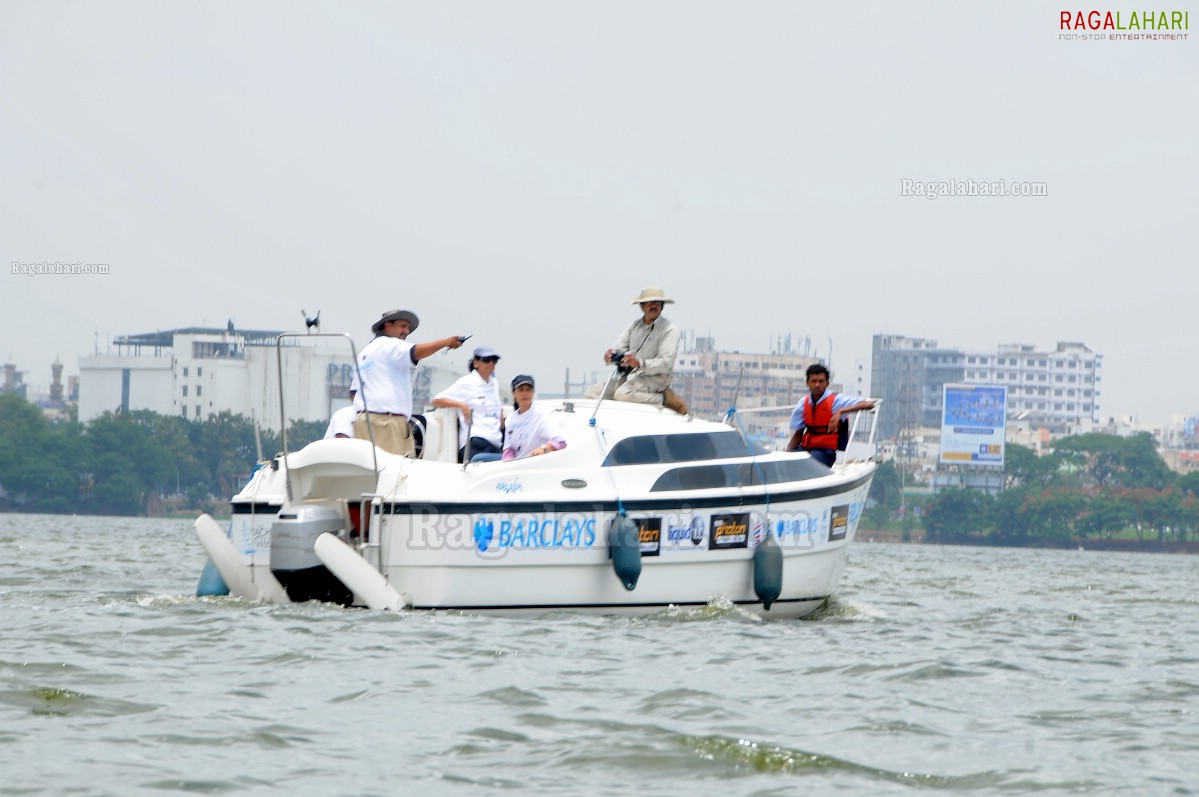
[502, 374, 567, 460]
[432, 345, 505, 462]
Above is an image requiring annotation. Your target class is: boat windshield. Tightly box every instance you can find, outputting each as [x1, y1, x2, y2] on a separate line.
[649, 458, 832, 491]
[602, 431, 767, 467]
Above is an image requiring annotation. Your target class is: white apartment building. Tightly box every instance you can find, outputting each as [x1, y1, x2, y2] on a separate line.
[78, 327, 459, 428]
[873, 335, 1101, 437]
[961, 342, 1101, 431]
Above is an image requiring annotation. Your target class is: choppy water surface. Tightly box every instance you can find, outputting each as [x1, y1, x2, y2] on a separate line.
[1, 513, 1196, 796]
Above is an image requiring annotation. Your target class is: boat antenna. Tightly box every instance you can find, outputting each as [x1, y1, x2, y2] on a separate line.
[588, 365, 622, 426]
[277, 332, 377, 502]
[723, 365, 745, 426]
[461, 418, 473, 471]
[252, 410, 263, 463]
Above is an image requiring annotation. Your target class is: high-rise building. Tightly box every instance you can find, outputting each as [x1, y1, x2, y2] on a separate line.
[673, 336, 825, 446]
[871, 334, 1101, 439]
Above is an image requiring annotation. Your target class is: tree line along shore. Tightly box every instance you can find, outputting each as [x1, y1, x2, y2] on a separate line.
[2, 394, 1197, 551]
[864, 434, 1199, 551]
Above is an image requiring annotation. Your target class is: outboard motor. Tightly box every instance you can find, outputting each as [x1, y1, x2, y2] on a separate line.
[270, 504, 354, 606]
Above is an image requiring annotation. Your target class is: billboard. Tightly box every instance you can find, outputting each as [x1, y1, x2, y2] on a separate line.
[940, 384, 1005, 466]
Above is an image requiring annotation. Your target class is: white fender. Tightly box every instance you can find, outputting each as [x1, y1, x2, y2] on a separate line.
[313, 532, 404, 611]
[194, 514, 291, 604]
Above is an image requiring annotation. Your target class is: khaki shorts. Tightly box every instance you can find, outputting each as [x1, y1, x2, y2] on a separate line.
[353, 412, 414, 457]
[584, 374, 666, 406]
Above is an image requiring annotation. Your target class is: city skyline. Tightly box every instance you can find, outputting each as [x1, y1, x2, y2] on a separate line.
[5, 321, 1187, 429]
[2, 2, 1195, 426]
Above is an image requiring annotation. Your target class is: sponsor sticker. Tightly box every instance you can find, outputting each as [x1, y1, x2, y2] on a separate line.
[773, 512, 823, 548]
[830, 505, 849, 542]
[636, 518, 661, 557]
[665, 515, 706, 550]
[471, 515, 597, 554]
[710, 512, 749, 550]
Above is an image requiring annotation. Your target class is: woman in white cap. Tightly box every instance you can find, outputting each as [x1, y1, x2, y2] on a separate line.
[503, 374, 567, 460]
[433, 345, 504, 462]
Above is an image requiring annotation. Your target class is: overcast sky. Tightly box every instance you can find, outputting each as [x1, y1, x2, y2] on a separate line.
[2, 2, 1195, 425]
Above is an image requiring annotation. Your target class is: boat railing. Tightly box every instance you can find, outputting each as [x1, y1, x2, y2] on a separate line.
[276, 332, 376, 503]
[732, 400, 883, 463]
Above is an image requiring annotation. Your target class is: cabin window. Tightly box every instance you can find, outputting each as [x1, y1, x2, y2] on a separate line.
[665, 434, 717, 462]
[608, 436, 658, 465]
[649, 458, 831, 492]
[603, 431, 765, 467]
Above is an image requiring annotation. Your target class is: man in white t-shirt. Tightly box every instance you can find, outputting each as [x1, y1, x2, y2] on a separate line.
[354, 309, 465, 456]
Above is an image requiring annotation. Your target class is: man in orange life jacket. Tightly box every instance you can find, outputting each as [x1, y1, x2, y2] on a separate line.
[786, 363, 875, 468]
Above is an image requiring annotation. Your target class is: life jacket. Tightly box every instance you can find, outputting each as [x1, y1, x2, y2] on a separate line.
[802, 392, 839, 451]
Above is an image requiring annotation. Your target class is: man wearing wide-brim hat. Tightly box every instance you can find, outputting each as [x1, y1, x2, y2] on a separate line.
[353, 309, 466, 456]
[587, 286, 687, 414]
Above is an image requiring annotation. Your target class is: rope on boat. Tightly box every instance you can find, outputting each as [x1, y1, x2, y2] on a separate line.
[725, 404, 783, 611]
[593, 409, 640, 591]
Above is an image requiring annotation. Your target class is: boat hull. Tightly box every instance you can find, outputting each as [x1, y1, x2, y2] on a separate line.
[205, 402, 876, 619]
[361, 484, 865, 618]
[217, 478, 869, 618]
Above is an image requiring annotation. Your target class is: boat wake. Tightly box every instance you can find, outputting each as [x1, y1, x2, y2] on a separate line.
[651, 597, 765, 623]
[803, 596, 888, 622]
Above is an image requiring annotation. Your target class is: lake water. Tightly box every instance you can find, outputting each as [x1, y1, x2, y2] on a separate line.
[1, 513, 1196, 796]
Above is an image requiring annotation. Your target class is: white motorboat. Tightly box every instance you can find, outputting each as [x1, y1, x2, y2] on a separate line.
[196, 335, 878, 618]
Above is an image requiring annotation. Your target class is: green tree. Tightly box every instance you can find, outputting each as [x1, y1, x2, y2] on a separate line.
[149, 414, 206, 497]
[1135, 488, 1188, 543]
[1004, 443, 1063, 489]
[1075, 490, 1135, 540]
[193, 412, 265, 497]
[868, 461, 902, 509]
[34, 421, 87, 513]
[992, 486, 1033, 542]
[1178, 493, 1199, 542]
[0, 394, 86, 511]
[1022, 488, 1086, 542]
[1178, 470, 1199, 498]
[924, 488, 992, 542]
[0, 398, 351, 516]
[284, 419, 329, 451]
[0, 393, 51, 502]
[82, 411, 175, 514]
[1052, 432, 1173, 489]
